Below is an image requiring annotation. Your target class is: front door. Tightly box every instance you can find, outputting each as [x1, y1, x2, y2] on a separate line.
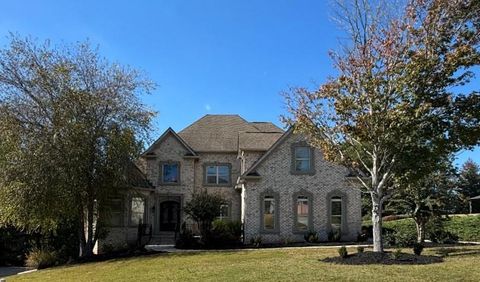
[160, 201, 180, 231]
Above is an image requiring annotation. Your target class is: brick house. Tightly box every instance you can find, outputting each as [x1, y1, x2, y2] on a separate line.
[97, 114, 361, 251]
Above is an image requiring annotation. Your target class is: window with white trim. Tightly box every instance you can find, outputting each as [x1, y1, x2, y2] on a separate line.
[206, 165, 230, 185]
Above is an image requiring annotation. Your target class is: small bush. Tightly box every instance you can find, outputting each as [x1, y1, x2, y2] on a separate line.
[205, 220, 242, 248]
[338, 246, 348, 258]
[250, 235, 262, 247]
[175, 223, 199, 249]
[25, 248, 58, 269]
[356, 227, 369, 242]
[382, 226, 415, 247]
[282, 236, 292, 245]
[328, 229, 341, 242]
[304, 230, 319, 243]
[391, 248, 402, 260]
[412, 243, 424, 255]
[357, 246, 365, 253]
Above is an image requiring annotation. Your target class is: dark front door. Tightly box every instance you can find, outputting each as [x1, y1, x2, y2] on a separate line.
[160, 201, 180, 231]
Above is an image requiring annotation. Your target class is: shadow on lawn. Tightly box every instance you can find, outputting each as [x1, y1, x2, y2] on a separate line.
[434, 247, 480, 257]
[320, 251, 443, 265]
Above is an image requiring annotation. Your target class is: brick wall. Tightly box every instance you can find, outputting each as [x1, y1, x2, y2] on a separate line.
[243, 133, 362, 244]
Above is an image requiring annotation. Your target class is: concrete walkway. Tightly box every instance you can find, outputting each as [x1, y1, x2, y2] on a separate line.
[145, 243, 373, 253]
[0, 267, 35, 280]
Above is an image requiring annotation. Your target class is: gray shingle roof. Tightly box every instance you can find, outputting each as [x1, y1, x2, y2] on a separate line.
[239, 132, 284, 151]
[250, 122, 283, 133]
[178, 114, 284, 152]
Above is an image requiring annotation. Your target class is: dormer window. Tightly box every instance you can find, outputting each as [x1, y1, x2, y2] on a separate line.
[289, 143, 315, 175]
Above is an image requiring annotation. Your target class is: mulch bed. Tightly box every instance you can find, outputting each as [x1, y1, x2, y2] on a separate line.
[321, 251, 443, 265]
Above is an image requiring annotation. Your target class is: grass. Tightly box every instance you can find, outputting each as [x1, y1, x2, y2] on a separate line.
[9, 245, 480, 281]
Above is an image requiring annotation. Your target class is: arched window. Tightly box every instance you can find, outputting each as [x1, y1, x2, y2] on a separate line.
[330, 196, 342, 231]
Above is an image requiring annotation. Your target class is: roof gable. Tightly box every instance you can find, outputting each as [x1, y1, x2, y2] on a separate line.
[242, 127, 294, 176]
[142, 127, 197, 157]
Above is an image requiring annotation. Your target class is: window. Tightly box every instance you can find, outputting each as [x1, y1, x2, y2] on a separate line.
[108, 198, 123, 227]
[205, 164, 230, 185]
[296, 196, 309, 231]
[161, 162, 179, 184]
[263, 196, 276, 230]
[130, 197, 145, 226]
[217, 204, 230, 221]
[294, 146, 312, 172]
[330, 196, 342, 230]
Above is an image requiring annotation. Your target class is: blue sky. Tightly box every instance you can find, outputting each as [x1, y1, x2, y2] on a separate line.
[0, 0, 478, 166]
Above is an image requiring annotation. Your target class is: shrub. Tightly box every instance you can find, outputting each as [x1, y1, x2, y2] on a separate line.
[444, 215, 480, 242]
[338, 246, 348, 258]
[356, 227, 369, 242]
[175, 223, 199, 249]
[427, 218, 459, 244]
[205, 220, 242, 248]
[392, 248, 402, 260]
[357, 246, 364, 253]
[25, 248, 58, 269]
[304, 230, 319, 243]
[282, 236, 292, 245]
[183, 191, 225, 240]
[250, 235, 262, 247]
[412, 243, 424, 255]
[328, 229, 341, 242]
[382, 226, 415, 247]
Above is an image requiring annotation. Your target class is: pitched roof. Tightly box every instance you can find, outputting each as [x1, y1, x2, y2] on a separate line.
[250, 122, 283, 133]
[178, 115, 283, 152]
[128, 163, 153, 189]
[242, 127, 294, 176]
[142, 127, 197, 156]
[239, 132, 284, 151]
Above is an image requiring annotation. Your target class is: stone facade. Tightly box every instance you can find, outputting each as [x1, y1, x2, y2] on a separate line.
[98, 115, 362, 252]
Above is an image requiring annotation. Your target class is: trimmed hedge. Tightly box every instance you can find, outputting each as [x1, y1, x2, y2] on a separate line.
[381, 215, 480, 242]
[444, 215, 480, 242]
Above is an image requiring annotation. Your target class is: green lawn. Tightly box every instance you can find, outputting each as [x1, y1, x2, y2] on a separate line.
[10, 246, 480, 282]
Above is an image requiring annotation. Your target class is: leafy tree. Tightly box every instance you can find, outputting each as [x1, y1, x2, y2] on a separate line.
[458, 159, 480, 199]
[183, 191, 225, 241]
[0, 35, 155, 257]
[389, 160, 458, 242]
[283, 0, 480, 252]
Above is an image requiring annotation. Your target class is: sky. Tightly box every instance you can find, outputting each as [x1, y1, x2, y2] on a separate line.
[0, 0, 478, 166]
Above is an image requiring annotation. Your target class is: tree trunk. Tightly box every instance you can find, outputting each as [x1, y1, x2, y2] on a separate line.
[371, 199, 384, 252]
[78, 206, 87, 257]
[415, 219, 426, 243]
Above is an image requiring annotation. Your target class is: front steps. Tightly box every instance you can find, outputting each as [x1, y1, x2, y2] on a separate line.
[150, 232, 176, 245]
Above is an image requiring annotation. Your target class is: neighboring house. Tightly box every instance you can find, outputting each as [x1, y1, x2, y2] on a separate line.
[96, 114, 361, 252]
[469, 195, 480, 213]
